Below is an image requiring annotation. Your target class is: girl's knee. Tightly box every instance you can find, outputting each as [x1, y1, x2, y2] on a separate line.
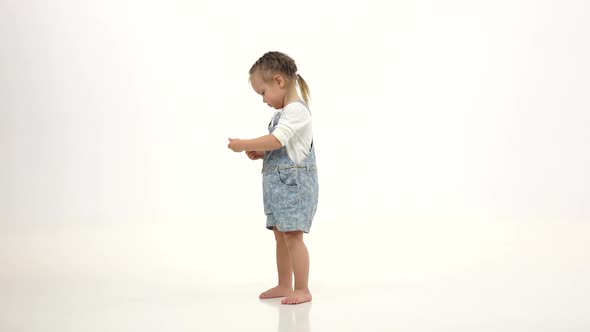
[283, 230, 303, 245]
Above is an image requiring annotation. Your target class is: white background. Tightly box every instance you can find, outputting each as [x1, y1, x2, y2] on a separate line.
[1, 0, 589, 298]
[1, 1, 589, 331]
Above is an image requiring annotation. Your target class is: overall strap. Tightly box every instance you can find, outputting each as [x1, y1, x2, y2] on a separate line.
[297, 100, 314, 150]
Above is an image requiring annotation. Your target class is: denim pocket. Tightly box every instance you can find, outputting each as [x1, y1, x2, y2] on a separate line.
[277, 168, 298, 187]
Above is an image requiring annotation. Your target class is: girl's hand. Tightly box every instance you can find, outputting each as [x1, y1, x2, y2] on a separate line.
[246, 151, 265, 160]
[228, 138, 244, 152]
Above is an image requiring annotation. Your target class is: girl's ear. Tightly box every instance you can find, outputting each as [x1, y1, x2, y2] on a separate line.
[273, 74, 285, 88]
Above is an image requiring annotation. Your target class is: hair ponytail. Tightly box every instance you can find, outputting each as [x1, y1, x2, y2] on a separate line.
[297, 74, 311, 106]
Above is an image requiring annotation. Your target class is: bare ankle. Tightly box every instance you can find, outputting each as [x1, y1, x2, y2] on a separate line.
[278, 283, 293, 289]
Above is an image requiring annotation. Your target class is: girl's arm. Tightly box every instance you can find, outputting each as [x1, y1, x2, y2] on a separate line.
[228, 135, 282, 152]
[246, 150, 266, 160]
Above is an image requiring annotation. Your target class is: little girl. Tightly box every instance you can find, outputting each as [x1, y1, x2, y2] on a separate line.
[228, 51, 319, 305]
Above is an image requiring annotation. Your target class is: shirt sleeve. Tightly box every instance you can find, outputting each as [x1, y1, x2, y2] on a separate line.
[271, 104, 311, 147]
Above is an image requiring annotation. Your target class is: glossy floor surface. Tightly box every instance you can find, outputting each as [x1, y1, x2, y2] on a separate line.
[1, 221, 588, 331]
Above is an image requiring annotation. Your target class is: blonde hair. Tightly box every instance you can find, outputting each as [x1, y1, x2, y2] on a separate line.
[249, 51, 311, 105]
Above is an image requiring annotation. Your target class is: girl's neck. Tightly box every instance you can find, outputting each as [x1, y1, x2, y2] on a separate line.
[282, 87, 302, 108]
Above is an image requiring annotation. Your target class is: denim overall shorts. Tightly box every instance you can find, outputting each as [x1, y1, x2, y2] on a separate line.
[262, 103, 319, 233]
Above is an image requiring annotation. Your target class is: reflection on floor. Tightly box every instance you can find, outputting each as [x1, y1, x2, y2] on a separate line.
[1, 221, 588, 331]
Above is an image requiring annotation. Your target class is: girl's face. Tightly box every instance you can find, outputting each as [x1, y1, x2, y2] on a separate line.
[250, 71, 286, 109]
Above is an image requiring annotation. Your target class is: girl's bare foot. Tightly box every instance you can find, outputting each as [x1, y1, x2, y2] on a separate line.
[281, 289, 312, 305]
[259, 285, 293, 299]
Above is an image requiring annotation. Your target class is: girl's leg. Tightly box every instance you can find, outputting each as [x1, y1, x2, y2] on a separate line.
[259, 227, 294, 299]
[282, 231, 312, 305]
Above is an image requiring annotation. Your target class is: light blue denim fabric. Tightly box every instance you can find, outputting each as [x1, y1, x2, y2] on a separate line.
[262, 102, 319, 233]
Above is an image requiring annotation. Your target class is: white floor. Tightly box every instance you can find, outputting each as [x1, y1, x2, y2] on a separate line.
[1, 220, 588, 332]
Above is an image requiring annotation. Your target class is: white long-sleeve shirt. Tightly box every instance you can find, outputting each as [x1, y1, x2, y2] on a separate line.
[270, 101, 313, 164]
